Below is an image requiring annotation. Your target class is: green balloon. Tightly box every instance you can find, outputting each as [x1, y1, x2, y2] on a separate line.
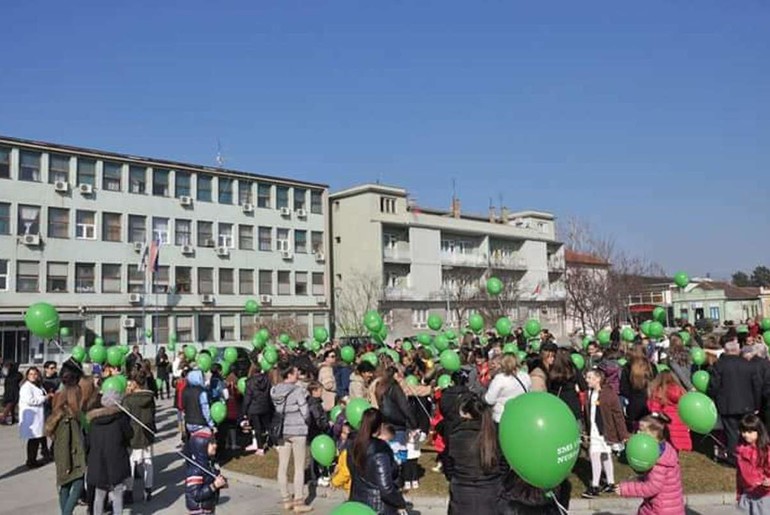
[486, 277, 503, 296]
[764, 331, 770, 346]
[427, 314, 443, 332]
[101, 375, 125, 394]
[263, 346, 279, 365]
[60, 327, 70, 337]
[331, 502, 377, 515]
[310, 341, 321, 353]
[617, 357, 628, 367]
[582, 336, 594, 349]
[571, 353, 585, 371]
[155, 378, 163, 391]
[640, 320, 653, 337]
[469, 313, 485, 333]
[237, 377, 247, 394]
[762, 318, 770, 332]
[169, 332, 178, 344]
[443, 330, 457, 341]
[346, 398, 371, 430]
[244, 299, 260, 314]
[107, 346, 123, 367]
[184, 345, 197, 360]
[516, 350, 528, 363]
[439, 350, 461, 372]
[257, 328, 270, 342]
[434, 335, 450, 352]
[363, 311, 383, 333]
[626, 433, 660, 473]
[652, 307, 667, 324]
[496, 317, 513, 337]
[502, 343, 517, 355]
[437, 374, 452, 389]
[118, 345, 129, 355]
[402, 340, 413, 352]
[94, 337, 105, 347]
[621, 327, 636, 343]
[24, 302, 60, 339]
[220, 361, 231, 376]
[678, 392, 717, 434]
[89, 345, 107, 365]
[210, 401, 227, 424]
[691, 347, 706, 366]
[405, 375, 419, 386]
[737, 325, 749, 335]
[674, 271, 689, 288]
[72, 346, 86, 363]
[313, 327, 329, 344]
[311, 434, 336, 467]
[259, 356, 273, 372]
[499, 392, 579, 489]
[679, 331, 691, 345]
[330, 405, 343, 422]
[597, 329, 611, 346]
[223, 347, 238, 364]
[340, 346, 355, 363]
[279, 333, 290, 345]
[251, 335, 265, 351]
[145, 329, 153, 339]
[656, 363, 669, 373]
[524, 319, 541, 338]
[648, 321, 664, 339]
[417, 333, 432, 345]
[361, 352, 378, 367]
[197, 353, 212, 372]
[692, 370, 710, 393]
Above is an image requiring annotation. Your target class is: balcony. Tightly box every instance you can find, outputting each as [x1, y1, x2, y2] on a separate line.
[548, 256, 566, 272]
[489, 255, 527, 270]
[440, 251, 487, 268]
[383, 246, 411, 263]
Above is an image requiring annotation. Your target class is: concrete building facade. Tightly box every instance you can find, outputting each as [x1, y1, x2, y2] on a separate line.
[0, 136, 330, 364]
[671, 280, 761, 325]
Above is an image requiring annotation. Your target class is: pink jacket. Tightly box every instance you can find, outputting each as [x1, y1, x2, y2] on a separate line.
[647, 385, 692, 452]
[736, 443, 770, 500]
[619, 441, 685, 515]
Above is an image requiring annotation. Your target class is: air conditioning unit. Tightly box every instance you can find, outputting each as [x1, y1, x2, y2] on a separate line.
[296, 208, 307, 218]
[122, 318, 136, 329]
[204, 238, 216, 247]
[315, 297, 325, 305]
[242, 203, 255, 213]
[216, 246, 230, 257]
[179, 195, 193, 207]
[128, 293, 142, 304]
[54, 181, 69, 193]
[201, 294, 215, 304]
[181, 244, 194, 255]
[133, 242, 144, 253]
[281, 250, 293, 260]
[78, 183, 94, 195]
[314, 252, 325, 262]
[22, 233, 40, 246]
[259, 294, 272, 304]
[280, 207, 291, 217]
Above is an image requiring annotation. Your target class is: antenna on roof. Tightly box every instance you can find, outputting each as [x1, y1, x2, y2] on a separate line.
[215, 139, 225, 168]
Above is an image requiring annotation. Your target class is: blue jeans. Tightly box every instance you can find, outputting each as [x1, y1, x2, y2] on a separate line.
[59, 477, 84, 515]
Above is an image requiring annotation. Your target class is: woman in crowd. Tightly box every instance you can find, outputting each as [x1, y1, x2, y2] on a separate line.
[2, 361, 23, 425]
[155, 346, 171, 400]
[347, 408, 407, 515]
[444, 395, 503, 513]
[497, 470, 571, 515]
[374, 367, 418, 453]
[317, 350, 337, 412]
[528, 343, 558, 392]
[19, 366, 51, 468]
[485, 354, 530, 424]
[621, 350, 656, 432]
[647, 371, 691, 452]
[242, 363, 274, 455]
[548, 348, 587, 421]
[666, 335, 693, 391]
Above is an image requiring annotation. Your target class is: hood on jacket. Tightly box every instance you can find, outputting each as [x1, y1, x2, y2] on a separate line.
[86, 405, 122, 424]
[126, 390, 155, 408]
[271, 383, 297, 406]
[657, 441, 679, 468]
[187, 369, 205, 387]
[186, 431, 211, 464]
[45, 404, 77, 437]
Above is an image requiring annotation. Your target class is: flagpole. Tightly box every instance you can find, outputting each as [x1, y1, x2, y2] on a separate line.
[154, 267, 159, 359]
[141, 241, 147, 358]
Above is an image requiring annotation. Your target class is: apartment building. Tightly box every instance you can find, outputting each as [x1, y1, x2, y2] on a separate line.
[329, 184, 566, 338]
[0, 136, 329, 364]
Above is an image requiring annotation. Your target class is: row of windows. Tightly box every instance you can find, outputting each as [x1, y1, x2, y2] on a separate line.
[0, 203, 324, 253]
[0, 259, 325, 296]
[0, 146, 324, 213]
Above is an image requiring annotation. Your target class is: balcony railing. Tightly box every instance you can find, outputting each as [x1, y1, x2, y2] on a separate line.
[440, 251, 487, 267]
[489, 255, 527, 270]
[383, 247, 410, 261]
[548, 257, 566, 271]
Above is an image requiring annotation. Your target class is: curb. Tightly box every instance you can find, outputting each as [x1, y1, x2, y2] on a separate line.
[222, 468, 736, 511]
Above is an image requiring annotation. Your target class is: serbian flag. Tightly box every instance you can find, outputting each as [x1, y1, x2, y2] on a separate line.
[532, 282, 542, 297]
[145, 236, 161, 281]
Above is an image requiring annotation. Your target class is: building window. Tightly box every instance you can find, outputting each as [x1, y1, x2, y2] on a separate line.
[198, 268, 214, 294]
[175, 219, 192, 246]
[240, 315, 255, 341]
[0, 147, 10, 179]
[128, 265, 144, 293]
[709, 306, 720, 321]
[128, 215, 146, 243]
[175, 172, 191, 198]
[20, 151, 41, 182]
[102, 316, 121, 345]
[102, 213, 122, 242]
[18, 205, 41, 235]
[258, 226, 272, 251]
[0, 203, 9, 234]
[220, 315, 235, 341]
[102, 264, 121, 293]
[76, 210, 96, 240]
[129, 165, 146, 194]
[152, 217, 170, 244]
[238, 225, 253, 250]
[311, 191, 323, 214]
[276, 186, 289, 209]
[277, 271, 291, 296]
[48, 154, 70, 184]
[152, 315, 169, 344]
[176, 316, 193, 342]
[152, 169, 170, 196]
[47, 208, 70, 239]
[239, 269, 254, 294]
[197, 221, 214, 247]
[197, 175, 212, 202]
[218, 223, 234, 248]
[277, 228, 290, 252]
[0, 259, 8, 290]
[294, 188, 306, 211]
[46, 262, 69, 293]
[259, 270, 273, 295]
[17, 261, 39, 292]
[294, 230, 307, 253]
[218, 178, 233, 204]
[198, 315, 214, 341]
[312, 272, 324, 295]
[412, 309, 428, 327]
[239, 181, 253, 205]
[311, 231, 323, 254]
[257, 183, 271, 208]
[76, 158, 96, 186]
[75, 263, 96, 293]
[102, 162, 122, 191]
[175, 266, 192, 294]
[380, 196, 396, 214]
[153, 266, 169, 293]
[219, 268, 234, 294]
[295, 272, 308, 296]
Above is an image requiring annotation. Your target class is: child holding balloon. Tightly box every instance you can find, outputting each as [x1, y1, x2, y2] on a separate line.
[735, 414, 770, 513]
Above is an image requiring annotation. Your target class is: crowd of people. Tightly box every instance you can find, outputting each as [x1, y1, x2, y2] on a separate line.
[2, 317, 770, 514]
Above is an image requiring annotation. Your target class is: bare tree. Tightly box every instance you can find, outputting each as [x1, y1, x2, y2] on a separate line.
[442, 267, 522, 328]
[335, 270, 384, 337]
[251, 317, 308, 343]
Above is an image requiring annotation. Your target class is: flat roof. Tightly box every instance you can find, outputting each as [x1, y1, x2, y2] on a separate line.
[330, 183, 408, 200]
[0, 134, 328, 190]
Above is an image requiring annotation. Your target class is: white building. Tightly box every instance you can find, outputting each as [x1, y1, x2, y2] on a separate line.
[0, 136, 330, 364]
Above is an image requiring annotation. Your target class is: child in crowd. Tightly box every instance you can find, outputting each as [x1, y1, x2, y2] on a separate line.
[184, 431, 229, 514]
[331, 423, 353, 494]
[736, 414, 770, 513]
[175, 368, 189, 443]
[123, 371, 157, 504]
[307, 381, 331, 487]
[182, 370, 216, 435]
[403, 430, 424, 490]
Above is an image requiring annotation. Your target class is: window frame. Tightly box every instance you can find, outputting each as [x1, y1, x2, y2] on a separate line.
[76, 158, 96, 186]
[102, 161, 122, 192]
[46, 262, 69, 293]
[175, 171, 191, 198]
[129, 165, 146, 194]
[175, 219, 192, 246]
[102, 263, 122, 293]
[239, 269, 254, 295]
[102, 212, 122, 242]
[257, 183, 271, 208]
[258, 270, 273, 295]
[197, 221, 214, 247]
[310, 190, 323, 214]
[175, 266, 192, 294]
[48, 154, 71, 184]
[258, 226, 272, 251]
[0, 147, 10, 179]
[47, 207, 70, 239]
[197, 175, 213, 202]
[0, 259, 8, 290]
[75, 263, 96, 293]
[128, 215, 146, 243]
[276, 186, 289, 209]
[16, 260, 39, 293]
[75, 210, 97, 240]
[198, 267, 214, 294]
[152, 168, 170, 197]
[152, 217, 170, 244]
[277, 271, 291, 296]
[0, 202, 9, 235]
[218, 177, 233, 204]
[219, 268, 234, 295]
[295, 271, 308, 296]
[19, 151, 41, 182]
[238, 224, 253, 250]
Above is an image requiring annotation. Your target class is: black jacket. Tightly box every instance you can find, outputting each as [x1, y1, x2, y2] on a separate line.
[2, 370, 22, 404]
[548, 369, 586, 420]
[347, 438, 406, 515]
[123, 390, 156, 449]
[439, 385, 471, 440]
[155, 353, 170, 380]
[379, 382, 418, 431]
[708, 354, 761, 416]
[619, 363, 655, 425]
[86, 406, 133, 489]
[241, 372, 273, 417]
[496, 471, 571, 515]
[444, 419, 504, 488]
[307, 396, 329, 439]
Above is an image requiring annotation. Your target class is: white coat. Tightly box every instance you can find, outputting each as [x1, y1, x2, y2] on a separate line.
[18, 381, 47, 441]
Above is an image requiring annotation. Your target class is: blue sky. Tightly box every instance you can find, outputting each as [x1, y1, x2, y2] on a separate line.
[1, 1, 768, 278]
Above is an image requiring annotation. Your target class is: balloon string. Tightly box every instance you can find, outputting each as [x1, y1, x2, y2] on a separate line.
[49, 338, 84, 372]
[404, 385, 433, 420]
[546, 491, 570, 515]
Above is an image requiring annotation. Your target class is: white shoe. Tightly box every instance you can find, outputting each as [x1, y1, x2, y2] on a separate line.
[412, 480, 419, 490]
[318, 477, 330, 487]
[244, 443, 259, 452]
[403, 481, 412, 490]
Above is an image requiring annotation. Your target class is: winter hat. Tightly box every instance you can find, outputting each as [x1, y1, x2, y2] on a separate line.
[101, 389, 124, 408]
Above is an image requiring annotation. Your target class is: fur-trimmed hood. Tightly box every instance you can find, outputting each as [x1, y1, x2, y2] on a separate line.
[45, 404, 77, 437]
[86, 405, 122, 424]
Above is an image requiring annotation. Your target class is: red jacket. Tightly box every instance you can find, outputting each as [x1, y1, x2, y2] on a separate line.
[431, 390, 446, 453]
[647, 384, 692, 452]
[620, 441, 684, 515]
[736, 443, 770, 500]
[175, 378, 187, 411]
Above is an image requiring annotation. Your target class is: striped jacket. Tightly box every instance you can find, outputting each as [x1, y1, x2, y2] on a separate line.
[184, 429, 220, 514]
